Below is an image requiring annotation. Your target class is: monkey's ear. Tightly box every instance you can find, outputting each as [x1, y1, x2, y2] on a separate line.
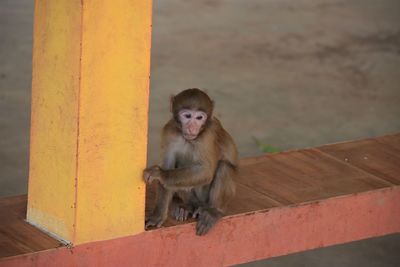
[169, 95, 175, 112]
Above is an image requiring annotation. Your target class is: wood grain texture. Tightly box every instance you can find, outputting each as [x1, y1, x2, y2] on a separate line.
[237, 148, 391, 205]
[319, 134, 400, 185]
[145, 182, 282, 225]
[0, 196, 62, 258]
[376, 133, 400, 151]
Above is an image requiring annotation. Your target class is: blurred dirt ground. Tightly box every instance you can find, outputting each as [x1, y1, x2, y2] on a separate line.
[1, 0, 400, 195]
[0, 0, 399, 266]
[148, 0, 400, 166]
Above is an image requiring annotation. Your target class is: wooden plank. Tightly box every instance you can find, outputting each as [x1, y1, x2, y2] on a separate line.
[319, 134, 400, 185]
[145, 182, 282, 227]
[376, 133, 400, 151]
[0, 221, 62, 258]
[227, 183, 283, 215]
[0, 195, 26, 225]
[1, 187, 399, 266]
[238, 149, 392, 205]
[0, 196, 62, 258]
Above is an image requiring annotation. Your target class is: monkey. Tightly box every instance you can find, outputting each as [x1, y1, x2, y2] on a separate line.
[143, 88, 238, 236]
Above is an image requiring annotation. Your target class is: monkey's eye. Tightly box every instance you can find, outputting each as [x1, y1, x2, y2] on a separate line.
[196, 116, 203, 120]
[184, 114, 191, 119]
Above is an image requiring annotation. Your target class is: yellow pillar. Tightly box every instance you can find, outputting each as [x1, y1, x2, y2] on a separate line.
[27, 0, 152, 244]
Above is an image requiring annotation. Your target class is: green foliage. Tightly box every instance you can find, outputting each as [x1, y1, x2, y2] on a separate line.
[252, 137, 281, 154]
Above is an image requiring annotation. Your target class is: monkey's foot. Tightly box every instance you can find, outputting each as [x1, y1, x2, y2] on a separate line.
[193, 207, 223, 236]
[145, 214, 166, 229]
[173, 206, 194, 222]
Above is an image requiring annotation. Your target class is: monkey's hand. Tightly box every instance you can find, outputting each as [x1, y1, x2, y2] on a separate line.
[143, 165, 164, 184]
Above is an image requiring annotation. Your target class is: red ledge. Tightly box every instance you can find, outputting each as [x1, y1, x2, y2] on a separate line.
[1, 186, 399, 267]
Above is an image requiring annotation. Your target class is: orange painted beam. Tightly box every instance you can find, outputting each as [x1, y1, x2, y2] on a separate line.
[3, 186, 399, 266]
[27, 0, 152, 244]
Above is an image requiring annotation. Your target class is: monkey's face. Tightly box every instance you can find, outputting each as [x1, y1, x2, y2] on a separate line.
[178, 109, 208, 140]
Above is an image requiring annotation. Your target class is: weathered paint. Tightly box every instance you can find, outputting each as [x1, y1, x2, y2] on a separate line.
[27, 0, 152, 244]
[27, 0, 82, 242]
[7, 186, 399, 266]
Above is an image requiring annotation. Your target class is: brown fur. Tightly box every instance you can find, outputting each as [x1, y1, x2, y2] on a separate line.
[143, 88, 237, 235]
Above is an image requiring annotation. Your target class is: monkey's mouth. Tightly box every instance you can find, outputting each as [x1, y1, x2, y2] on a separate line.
[183, 134, 197, 140]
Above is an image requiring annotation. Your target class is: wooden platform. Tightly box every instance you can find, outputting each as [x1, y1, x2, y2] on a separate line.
[1, 134, 400, 266]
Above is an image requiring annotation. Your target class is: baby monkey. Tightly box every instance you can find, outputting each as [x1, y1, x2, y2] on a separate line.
[143, 88, 238, 235]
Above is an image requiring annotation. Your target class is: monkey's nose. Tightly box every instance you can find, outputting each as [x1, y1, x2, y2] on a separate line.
[188, 125, 196, 135]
